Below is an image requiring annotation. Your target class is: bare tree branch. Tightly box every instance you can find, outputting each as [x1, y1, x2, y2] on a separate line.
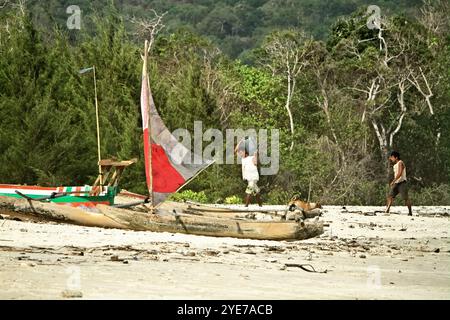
[371, 120, 388, 157]
[263, 32, 314, 150]
[0, 0, 10, 9]
[131, 10, 167, 53]
[11, 0, 26, 15]
[202, 47, 221, 94]
[388, 78, 409, 146]
[408, 66, 434, 115]
[419, 0, 450, 36]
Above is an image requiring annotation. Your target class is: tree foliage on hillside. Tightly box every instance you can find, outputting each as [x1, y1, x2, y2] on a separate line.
[22, 0, 425, 59]
[0, 0, 449, 205]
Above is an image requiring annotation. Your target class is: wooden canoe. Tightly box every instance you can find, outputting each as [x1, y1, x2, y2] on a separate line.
[158, 201, 322, 220]
[0, 196, 323, 241]
[157, 201, 286, 219]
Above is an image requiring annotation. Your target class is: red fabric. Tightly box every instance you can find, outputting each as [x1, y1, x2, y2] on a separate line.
[143, 128, 152, 194]
[151, 144, 186, 193]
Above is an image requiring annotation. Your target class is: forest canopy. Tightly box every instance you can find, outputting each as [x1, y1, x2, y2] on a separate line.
[0, 0, 449, 205]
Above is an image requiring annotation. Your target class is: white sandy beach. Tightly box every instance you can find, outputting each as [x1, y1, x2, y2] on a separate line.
[0, 205, 449, 300]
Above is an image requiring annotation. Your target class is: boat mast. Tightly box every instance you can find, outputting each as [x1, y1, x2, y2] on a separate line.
[144, 40, 154, 206]
[93, 65, 103, 188]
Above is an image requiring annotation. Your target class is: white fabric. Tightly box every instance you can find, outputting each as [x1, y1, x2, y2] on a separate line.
[393, 160, 407, 183]
[246, 180, 260, 195]
[242, 156, 259, 181]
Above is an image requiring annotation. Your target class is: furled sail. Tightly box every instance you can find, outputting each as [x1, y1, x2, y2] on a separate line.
[140, 42, 213, 205]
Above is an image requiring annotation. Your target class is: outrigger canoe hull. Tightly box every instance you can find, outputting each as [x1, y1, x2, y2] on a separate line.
[0, 160, 135, 208]
[0, 196, 323, 241]
[0, 184, 117, 208]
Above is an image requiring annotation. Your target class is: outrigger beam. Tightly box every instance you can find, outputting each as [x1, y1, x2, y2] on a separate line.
[14, 190, 94, 202]
[15, 190, 67, 202]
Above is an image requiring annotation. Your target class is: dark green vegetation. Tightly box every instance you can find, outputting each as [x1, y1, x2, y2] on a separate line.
[25, 0, 424, 60]
[0, 0, 449, 205]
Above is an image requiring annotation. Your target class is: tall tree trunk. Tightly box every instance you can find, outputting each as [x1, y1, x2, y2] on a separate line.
[285, 73, 295, 151]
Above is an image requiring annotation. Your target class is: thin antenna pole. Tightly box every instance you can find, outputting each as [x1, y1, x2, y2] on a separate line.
[307, 177, 312, 203]
[93, 65, 103, 187]
[144, 40, 154, 207]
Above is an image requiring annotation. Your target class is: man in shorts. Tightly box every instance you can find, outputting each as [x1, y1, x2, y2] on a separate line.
[385, 151, 412, 216]
[235, 140, 262, 207]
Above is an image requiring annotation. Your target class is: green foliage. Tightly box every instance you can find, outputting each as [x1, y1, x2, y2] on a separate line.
[410, 184, 450, 206]
[168, 190, 208, 203]
[0, 1, 448, 206]
[265, 187, 291, 205]
[22, 0, 425, 59]
[224, 195, 242, 204]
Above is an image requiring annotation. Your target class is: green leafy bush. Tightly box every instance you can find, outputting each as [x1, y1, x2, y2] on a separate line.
[224, 195, 242, 204]
[168, 190, 208, 203]
[410, 184, 450, 206]
[266, 187, 291, 205]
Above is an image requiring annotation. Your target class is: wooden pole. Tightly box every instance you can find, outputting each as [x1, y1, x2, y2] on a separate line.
[307, 177, 312, 203]
[93, 65, 103, 187]
[144, 40, 154, 207]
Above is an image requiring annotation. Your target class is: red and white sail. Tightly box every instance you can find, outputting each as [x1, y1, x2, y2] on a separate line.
[140, 46, 212, 205]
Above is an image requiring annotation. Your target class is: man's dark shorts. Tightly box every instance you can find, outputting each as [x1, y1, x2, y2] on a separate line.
[388, 181, 409, 200]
